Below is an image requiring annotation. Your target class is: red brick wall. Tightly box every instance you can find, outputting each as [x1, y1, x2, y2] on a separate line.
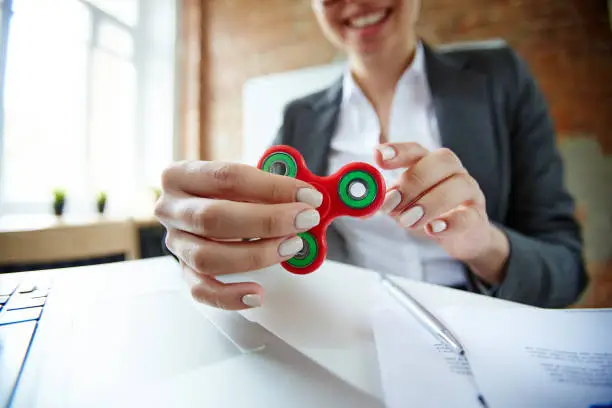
[203, 0, 612, 160]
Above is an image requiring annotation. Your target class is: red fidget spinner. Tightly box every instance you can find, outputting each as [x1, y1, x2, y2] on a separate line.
[257, 145, 386, 274]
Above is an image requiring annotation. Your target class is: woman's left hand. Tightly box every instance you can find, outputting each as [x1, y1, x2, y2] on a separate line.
[375, 142, 510, 285]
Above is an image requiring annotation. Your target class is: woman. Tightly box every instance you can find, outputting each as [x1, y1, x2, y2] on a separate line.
[155, 0, 587, 310]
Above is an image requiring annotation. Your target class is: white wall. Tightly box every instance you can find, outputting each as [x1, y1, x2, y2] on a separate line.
[241, 61, 345, 166]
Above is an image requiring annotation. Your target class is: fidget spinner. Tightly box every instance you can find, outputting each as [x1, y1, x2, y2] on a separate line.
[258, 145, 386, 274]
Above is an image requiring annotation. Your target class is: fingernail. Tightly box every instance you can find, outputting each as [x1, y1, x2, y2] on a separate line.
[429, 220, 448, 233]
[295, 209, 320, 230]
[297, 188, 323, 208]
[399, 206, 425, 228]
[242, 294, 262, 308]
[380, 190, 402, 214]
[377, 145, 397, 161]
[279, 236, 304, 257]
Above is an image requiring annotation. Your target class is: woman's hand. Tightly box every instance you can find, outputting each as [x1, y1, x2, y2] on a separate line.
[154, 161, 323, 310]
[375, 143, 510, 285]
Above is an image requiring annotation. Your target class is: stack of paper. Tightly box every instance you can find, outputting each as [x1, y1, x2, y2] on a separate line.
[371, 303, 612, 408]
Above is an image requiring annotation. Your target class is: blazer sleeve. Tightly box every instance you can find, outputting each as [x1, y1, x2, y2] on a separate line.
[491, 50, 588, 308]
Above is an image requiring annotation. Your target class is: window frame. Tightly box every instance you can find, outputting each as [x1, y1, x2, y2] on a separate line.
[81, 0, 139, 204]
[0, 0, 13, 210]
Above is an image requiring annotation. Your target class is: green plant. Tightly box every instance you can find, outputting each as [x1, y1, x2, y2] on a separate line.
[52, 188, 66, 216]
[151, 186, 161, 201]
[53, 188, 66, 203]
[96, 191, 107, 205]
[96, 191, 107, 214]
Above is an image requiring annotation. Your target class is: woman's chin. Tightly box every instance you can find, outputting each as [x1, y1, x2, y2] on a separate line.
[348, 42, 388, 59]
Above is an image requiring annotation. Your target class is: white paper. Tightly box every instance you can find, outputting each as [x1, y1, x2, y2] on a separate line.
[216, 261, 387, 399]
[439, 307, 612, 408]
[214, 259, 529, 405]
[370, 306, 485, 408]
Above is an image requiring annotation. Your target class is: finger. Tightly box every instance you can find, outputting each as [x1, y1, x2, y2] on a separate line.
[424, 204, 486, 238]
[165, 228, 304, 276]
[394, 173, 485, 229]
[380, 148, 465, 214]
[374, 142, 429, 169]
[157, 197, 320, 239]
[181, 261, 264, 310]
[161, 161, 323, 207]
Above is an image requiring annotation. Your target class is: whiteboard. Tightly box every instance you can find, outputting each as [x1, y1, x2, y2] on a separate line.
[241, 62, 345, 165]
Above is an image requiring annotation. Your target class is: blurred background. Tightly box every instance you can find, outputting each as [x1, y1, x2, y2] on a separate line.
[0, 0, 611, 305]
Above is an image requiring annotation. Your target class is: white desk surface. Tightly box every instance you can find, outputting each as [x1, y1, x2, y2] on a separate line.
[3, 256, 529, 407]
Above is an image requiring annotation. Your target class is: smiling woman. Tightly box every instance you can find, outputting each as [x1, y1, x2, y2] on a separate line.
[157, 0, 587, 312]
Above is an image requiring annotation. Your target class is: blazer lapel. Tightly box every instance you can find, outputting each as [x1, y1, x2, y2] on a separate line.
[424, 44, 500, 218]
[293, 78, 343, 176]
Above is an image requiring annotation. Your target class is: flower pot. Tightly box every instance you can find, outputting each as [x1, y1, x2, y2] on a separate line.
[53, 201, 65, 216]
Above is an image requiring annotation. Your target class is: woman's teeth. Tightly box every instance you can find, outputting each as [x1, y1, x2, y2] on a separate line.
[348, 10, 387, 29]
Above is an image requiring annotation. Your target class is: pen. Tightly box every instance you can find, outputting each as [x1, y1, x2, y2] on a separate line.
[380, 274, 465, 355]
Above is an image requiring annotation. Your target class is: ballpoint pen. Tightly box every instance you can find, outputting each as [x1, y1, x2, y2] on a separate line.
[379, 274, 465, 355]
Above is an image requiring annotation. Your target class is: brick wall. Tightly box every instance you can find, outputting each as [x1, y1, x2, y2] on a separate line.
[203, 0, 612, 161]
[205, 1, 336, 160]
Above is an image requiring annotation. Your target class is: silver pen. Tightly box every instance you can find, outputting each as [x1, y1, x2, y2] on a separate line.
[380, 274, 465, 355]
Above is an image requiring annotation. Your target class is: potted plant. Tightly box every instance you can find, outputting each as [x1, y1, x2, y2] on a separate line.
[151, 186, 161, 202]
[52, 188, 66, 216]
[96, 191, 107, 214]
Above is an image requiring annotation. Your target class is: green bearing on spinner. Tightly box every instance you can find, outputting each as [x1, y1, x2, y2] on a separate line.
[287, 232, 318, 268]
[338, 170, 378, 209]
[261, 152, 298, 178]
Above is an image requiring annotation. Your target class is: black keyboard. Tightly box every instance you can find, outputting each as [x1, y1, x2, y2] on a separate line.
[0, 280, 50, 408]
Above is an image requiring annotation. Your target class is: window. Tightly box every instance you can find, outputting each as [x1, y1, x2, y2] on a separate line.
[0, 0, 177, 216]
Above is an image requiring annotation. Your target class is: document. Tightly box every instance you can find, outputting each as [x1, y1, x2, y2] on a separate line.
[370, 306, 486, 408]
[438, 307, 612, 408]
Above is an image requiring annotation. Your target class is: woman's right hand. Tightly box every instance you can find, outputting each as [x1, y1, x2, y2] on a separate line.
[154, 160, 323, 311]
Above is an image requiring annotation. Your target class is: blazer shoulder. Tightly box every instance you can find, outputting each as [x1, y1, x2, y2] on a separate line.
[283, 86, 336, 115]
[273, 82, 339, 145]
[435, 41, 527, 85]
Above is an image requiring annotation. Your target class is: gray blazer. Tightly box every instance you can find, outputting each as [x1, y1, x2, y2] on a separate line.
[271, 42, 588, 308]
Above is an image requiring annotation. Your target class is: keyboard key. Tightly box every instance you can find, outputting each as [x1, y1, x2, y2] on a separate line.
[6, 297, 46, 311]
[29, 288, 49, 299]
[17, 283, 36, 294]
[0, 307, 43, 326]
[0, 321, 37, 408]
[0, 282, 17, 297]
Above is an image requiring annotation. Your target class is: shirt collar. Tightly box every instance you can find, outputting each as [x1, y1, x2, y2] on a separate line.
[341, 41, 426, 105]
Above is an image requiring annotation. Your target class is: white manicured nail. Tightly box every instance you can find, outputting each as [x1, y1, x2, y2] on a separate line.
[430, 220, 448, 233]
[380, 190, 402, 214]
[242, 294, 262, 308]
[377, 146, 397, 161]
[278, 236, 304, 257]
[297, 188, 323, 208]
[295, 209, 320, 230]
[399, 206, 425, 228]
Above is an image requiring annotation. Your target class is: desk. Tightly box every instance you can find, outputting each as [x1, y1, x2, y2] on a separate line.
[5, 256, 527, 407]
[0, 214, 164, 270]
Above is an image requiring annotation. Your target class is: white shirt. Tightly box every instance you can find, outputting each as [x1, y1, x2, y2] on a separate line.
[326, 42, 467, 287]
